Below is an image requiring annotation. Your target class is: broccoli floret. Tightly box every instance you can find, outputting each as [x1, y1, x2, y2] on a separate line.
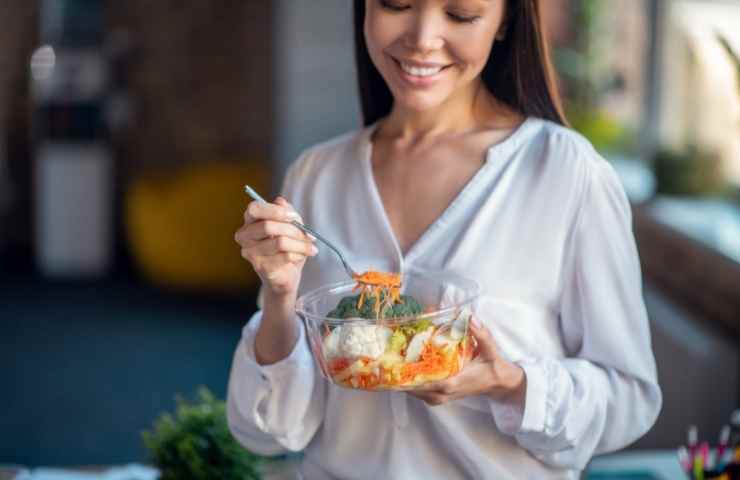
[326, 296, 362, 319]
[389, 295, 422, 318]
[326, 293, 422, 320]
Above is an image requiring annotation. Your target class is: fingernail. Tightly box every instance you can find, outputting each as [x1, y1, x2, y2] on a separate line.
[307, 233, 317, 241]
[310, 245, 319, 256]
[471, 316, 481, 328]
[286, 211, 302, 222]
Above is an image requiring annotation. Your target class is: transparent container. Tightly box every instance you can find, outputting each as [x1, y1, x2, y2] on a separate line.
[296, 270, 480, 391]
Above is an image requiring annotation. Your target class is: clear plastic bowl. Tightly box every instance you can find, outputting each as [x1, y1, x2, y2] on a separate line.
[296, 270, 480, 391]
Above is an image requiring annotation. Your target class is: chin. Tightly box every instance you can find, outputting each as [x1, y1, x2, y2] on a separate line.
[392, 91, 449, 113]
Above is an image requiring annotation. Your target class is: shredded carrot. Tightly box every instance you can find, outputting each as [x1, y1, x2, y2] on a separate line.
[399, 342, 451, 382]
[352, 270, 403, 320]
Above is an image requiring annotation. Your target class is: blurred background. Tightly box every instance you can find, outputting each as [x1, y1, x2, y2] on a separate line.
[1, 0, 739, 478]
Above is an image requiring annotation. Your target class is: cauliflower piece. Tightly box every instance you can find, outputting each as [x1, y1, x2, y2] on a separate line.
[404, 327, 435, 363]
[338, 324, 393, 359]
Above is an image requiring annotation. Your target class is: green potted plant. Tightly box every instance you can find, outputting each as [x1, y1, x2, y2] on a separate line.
[142, 387, 264, 480]
[653, 145, 728, 196]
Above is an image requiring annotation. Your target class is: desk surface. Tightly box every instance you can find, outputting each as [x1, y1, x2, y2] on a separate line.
[0, 460, 298, 480]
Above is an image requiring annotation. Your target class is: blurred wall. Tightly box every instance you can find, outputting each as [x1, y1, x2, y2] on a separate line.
[271, 0, 361, 193]
[0, 1, 37, 135]
[0, 0, 38, 259]
[0, 1, 275, 264]
[106, 0, 274, 177]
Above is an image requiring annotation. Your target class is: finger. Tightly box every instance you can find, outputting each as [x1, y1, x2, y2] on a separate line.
[243, 250, 306, 271]
[245, 200, 302, 224]
[260, 252, 307, 272]
[273, 197, 304, 223]
[251, 235, 318, 258]
[236, 220, 313, 244]
[468, 316, 498, 360]
[274, 197, 315, 241]
[408, 391, 448, 406]
[415, 375, 461, 395]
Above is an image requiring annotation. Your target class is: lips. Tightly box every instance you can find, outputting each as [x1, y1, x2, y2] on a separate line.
[390, 56, 452, 87]
[399, 61, 445, 77]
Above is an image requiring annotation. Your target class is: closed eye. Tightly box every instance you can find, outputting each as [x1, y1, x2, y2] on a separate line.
[447, 12, 480, 24]
[380, 0, 409, 12]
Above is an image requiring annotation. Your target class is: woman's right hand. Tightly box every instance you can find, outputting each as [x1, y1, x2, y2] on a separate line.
[234, 196, 318, 299]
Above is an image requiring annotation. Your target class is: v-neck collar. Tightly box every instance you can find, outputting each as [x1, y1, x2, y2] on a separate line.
[358, 117, 540, 270]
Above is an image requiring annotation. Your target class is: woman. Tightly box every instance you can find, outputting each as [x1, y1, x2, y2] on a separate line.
[229, 0, 662, 478]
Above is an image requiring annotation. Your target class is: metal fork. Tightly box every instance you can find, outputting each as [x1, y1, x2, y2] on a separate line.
[244, 185, 358, 279]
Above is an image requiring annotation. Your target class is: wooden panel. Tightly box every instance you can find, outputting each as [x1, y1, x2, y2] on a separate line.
[634, 205, 740, 339]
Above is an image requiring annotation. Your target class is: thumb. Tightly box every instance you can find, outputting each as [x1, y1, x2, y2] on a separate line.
[468, 316, 498, 360]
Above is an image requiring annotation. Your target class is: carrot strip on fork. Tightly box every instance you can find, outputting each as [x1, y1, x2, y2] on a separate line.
[352, 270, 403, 321]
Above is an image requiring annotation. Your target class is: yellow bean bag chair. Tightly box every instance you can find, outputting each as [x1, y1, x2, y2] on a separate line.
[125, 161, 269, 294]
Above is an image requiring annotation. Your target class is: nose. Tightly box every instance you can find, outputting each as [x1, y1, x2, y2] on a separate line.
[403, 11, 445, 54]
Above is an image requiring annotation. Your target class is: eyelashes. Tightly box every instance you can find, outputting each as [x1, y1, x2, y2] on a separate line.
[447, 12, 479, 24]
[379, 0, 409, 12]
[379, 0, 481, 24]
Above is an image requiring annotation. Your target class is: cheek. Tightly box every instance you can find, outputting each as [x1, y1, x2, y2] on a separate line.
[448, 31, 496, 71]
[364, 8, 398, 59]
[364, 22, 391, 75]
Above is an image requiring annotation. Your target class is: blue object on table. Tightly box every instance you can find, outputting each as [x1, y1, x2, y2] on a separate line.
[586, 473, 661, 480]
[585, 450, 686, 480]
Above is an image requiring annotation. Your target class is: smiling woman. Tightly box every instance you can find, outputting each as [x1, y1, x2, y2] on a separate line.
[355, 0, 567, 127]
[228, 1, 662, 478]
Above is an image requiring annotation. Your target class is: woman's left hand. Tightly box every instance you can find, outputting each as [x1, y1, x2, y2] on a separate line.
[409, 317, 527, 407]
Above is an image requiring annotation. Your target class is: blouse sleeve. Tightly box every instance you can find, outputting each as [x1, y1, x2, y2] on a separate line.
[226, 157, 327, 455]
[489, 157, 662, 469]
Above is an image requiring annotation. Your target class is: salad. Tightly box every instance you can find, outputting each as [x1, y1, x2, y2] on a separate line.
[321, 271, 474, 390]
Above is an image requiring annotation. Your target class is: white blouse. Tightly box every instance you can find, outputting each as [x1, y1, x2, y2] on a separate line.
[226, 117, 662, 480]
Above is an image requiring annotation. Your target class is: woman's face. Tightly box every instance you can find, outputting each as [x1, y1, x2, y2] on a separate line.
[364, 0, 506, 113]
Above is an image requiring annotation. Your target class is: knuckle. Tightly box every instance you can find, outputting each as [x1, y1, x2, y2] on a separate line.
[291, 225, 305, 239]
[256, 222, 269, 238]
[440, 382, 455, 395]
[275, 236, 288, 251]
[262, 220, 277, 237]
[428, 395, 445, 406]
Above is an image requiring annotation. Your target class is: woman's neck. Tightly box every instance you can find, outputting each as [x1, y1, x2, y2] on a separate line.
[376, 80, 519, 144]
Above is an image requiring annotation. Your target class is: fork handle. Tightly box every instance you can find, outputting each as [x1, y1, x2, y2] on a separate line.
[290, 221, 355, 277]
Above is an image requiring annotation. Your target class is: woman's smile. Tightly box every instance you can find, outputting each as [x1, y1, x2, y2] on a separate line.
[390, 54, 454, 88]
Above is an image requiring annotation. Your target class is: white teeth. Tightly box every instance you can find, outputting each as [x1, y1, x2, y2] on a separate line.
[400, 62, 443, 77]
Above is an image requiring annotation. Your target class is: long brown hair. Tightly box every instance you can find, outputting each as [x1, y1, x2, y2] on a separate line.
[354, 0, 568, 127]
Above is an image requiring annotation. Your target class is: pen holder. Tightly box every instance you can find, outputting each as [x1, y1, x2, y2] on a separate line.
[681, 447, 740, 480]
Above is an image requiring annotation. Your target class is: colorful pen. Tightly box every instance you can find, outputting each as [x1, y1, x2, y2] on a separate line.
[677, 445, 691, 473]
